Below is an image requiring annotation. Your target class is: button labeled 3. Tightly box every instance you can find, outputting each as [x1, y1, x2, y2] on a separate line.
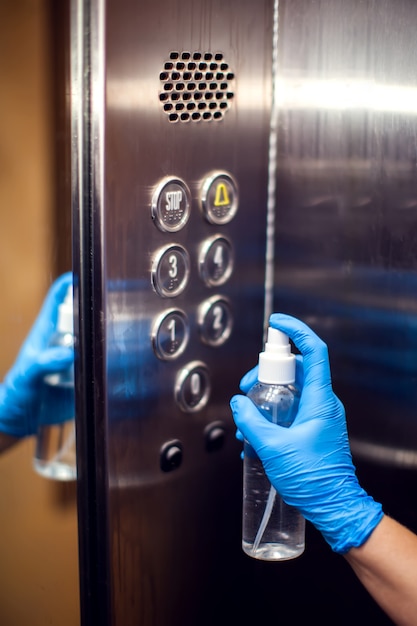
[151, 244, 190, 297]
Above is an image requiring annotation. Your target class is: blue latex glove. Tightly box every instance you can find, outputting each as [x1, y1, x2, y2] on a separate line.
[230, 313, 384, 554]
[0, 272, 74, 438]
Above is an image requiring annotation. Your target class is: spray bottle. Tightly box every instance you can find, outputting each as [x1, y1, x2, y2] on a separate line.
[242, 326, 305, 560]
[33, 285, 76, 480]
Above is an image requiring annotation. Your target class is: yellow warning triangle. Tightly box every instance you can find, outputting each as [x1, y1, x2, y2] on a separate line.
[214, 183, 230, 207]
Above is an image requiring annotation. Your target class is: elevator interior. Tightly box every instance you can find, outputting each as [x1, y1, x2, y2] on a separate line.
[72, 1, 417, 625]
[1, 1, 416, 625]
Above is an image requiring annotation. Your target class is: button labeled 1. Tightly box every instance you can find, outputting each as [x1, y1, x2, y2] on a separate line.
[151, 309, 189, 360]
[175, 361, 211, 413]
[198, 295, 233, 346]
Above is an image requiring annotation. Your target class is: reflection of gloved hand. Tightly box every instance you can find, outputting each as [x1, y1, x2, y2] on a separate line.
[230, 313, 384, 554]
[0, 272, 74, 438]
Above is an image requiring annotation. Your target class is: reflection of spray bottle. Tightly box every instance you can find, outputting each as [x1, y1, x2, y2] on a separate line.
[242, 327, 304, 561]
[33, 285, 76, 481]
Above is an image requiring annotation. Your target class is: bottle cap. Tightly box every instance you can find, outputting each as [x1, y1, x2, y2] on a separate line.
[257, 327, 296, 385]
[57, 285, 74, 334]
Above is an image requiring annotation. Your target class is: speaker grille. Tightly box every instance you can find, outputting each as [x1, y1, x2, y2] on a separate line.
[159, 51, 235, 123]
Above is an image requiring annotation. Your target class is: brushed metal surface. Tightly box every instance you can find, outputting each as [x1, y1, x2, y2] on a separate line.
[73, 1, 273, 624]
[274, 0, 417, 467]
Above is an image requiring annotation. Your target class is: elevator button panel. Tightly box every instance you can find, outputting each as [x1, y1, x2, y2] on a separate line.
[151, 244, 190, 297]
[151, 176, 191, 232]
[200, 171, 238, 224]
[150, 171, 237, 417]
[174, 361, 211, 413]
[152, 309, 190, 360]
[198, 235, 234, 287]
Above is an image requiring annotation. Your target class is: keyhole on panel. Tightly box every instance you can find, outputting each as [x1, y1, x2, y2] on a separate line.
[168, 254, 178, 278]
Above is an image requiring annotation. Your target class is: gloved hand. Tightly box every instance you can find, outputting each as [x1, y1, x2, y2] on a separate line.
[0, 272, 74, 438]
[230, 313, 384, 554]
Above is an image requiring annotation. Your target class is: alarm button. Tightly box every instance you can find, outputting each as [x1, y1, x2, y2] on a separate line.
[200, 171, 238, 224]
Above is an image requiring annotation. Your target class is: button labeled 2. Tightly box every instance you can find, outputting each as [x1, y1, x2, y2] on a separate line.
[198, 295, 233, 346]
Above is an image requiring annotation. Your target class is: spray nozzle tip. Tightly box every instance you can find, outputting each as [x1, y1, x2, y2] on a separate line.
[267, 327, 289, 346]
[257, 325, 295, 384]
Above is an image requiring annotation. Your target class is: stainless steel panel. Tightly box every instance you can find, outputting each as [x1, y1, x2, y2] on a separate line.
[274, 0, 417, 467]
[73, 1, 274, 624]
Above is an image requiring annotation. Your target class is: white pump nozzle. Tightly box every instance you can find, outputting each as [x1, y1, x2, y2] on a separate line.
[57, 285, 74, 334]
[257, 326, 295, 385]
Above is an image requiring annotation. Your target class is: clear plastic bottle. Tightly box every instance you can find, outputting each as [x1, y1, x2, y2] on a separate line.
[33, 285, 76, 481]
[242, 327, 305, 561]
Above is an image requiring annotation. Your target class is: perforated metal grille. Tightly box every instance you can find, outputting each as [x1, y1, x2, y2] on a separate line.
[159, 51, 235, 123]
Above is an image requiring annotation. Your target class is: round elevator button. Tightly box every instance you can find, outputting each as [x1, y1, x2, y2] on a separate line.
[174, 361, 211, 413]
[204, 422, 226, 452]
[200, 171, 238, 224]
[151, 177, 191, 232]
[197, 295, 233, 346]
[160, 440, 183, 472]
[151, 244, 190, 297]
[152, 309, 190, 360]
[198, 235, 234, 287]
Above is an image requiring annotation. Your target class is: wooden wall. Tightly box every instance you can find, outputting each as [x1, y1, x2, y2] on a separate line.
[0, 1, 79, 624]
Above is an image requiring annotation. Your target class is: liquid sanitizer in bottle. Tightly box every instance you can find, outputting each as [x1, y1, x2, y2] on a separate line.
[33, 285, 76, 481]
[243, 326, 305, 561]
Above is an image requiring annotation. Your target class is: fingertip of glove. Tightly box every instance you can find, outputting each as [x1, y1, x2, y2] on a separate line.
[229, 394, 240, 412]
[269, 312, 292, 324]
[230, 394, 244, 423]
[230, 395, 258, 431]
[239, 365, 258, 393]
[56, 270, 73, 286]
[52, 272, 73, 298]
[230, 394, 248, 411]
